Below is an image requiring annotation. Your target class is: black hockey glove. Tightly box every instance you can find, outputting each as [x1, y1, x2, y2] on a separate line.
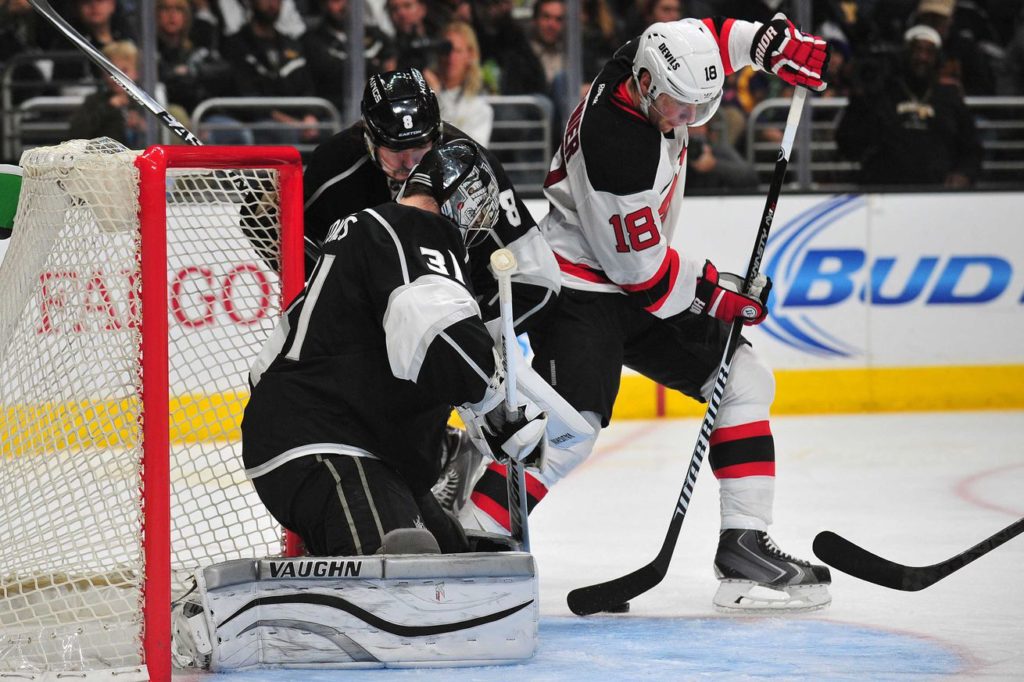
[690, 260, 772, 326]
[481, 403, 547, 465]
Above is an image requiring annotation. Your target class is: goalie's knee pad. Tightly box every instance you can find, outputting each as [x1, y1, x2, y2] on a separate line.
[377, 528, 441, 555]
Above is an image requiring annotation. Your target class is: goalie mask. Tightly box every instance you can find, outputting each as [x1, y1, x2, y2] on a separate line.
[399, 140, 500, 246]
[361, 68, 442, 164]
[633, 19, 724, 127]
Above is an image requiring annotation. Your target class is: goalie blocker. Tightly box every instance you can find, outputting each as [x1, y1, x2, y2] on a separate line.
[172, 549, 538, 671]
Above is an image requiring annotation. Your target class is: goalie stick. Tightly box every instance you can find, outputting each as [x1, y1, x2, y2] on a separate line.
[566, 88, 809, 616]
[491, 248, 531, 552]
[26, 0, 321, 265]
[813, 517, 1024, 591]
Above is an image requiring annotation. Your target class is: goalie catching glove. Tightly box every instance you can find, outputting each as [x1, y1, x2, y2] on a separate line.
[690, 260, 771, 325]
[751, 12, 830, 91]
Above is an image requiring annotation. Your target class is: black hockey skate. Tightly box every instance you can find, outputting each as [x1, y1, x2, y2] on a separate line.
[713, 529, 832, 613]
[431, 426, 484, 515]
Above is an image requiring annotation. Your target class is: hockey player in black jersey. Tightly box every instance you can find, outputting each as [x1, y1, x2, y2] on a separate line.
[241, 140, 547, 557]
[303, 67, 559, 332]
[299, 67, 561, 516]
[461, 16, 834, 612]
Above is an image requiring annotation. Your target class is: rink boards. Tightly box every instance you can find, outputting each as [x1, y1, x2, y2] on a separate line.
[2, 191, 1022, 441]
[525, 192, 1024, 415]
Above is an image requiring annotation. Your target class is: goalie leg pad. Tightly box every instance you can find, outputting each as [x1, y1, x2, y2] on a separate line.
[459, 411, 602, 533]
[174, 553, 538, 671]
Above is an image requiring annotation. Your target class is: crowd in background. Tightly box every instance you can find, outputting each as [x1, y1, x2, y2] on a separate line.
[2, 0, 1023, 188]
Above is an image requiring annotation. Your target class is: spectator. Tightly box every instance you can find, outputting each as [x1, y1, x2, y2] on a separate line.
[303, 0, 397, 113]
[1000, 13, 1024, 95]
[53, 0, 136, 87]
[582, 0, 620, 67]
[913, 0, 999, 95]
[837, 24, 982, 188]
[221, 0, 320, 144]
[815, 19, 853, 97]
[0, 0, 51, 105]
[213, 0, 307, 38]
[623, 0, 683, 39]
[433, 21, 493, 145]
[528, 0, 565, 92]
[188, 0, 223, 50]
[68, 40, 148, 147]
[472, 0, 545, 95]
[157, 0, 233, 113]
[387, 0, 445, 72]
[686, 122, 759, 192]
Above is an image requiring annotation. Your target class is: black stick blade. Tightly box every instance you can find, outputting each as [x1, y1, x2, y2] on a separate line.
[813, 531, 925, 591]
[566, 564, 665, 616]
[814, 519, 1024, 592]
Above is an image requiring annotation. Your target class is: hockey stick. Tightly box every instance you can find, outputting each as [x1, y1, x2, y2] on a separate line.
[27, 0, 320, 264]
[491, 248, 531, 552]
[813, 516, 1024, 591]
[566, 88, 808, 616]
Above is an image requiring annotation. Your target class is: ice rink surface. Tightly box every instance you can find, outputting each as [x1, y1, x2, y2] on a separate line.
[179, 410, 1024, 680]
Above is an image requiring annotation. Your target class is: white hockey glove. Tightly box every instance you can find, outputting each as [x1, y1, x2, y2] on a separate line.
[461, 363, 547, 465]
[480, 402, 547, 465]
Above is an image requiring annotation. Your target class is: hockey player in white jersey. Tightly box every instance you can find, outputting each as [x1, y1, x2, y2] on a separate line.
[460, 15, 834, 611]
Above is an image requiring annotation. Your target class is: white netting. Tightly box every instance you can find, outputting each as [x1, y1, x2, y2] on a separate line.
[0, 138, 291, 677]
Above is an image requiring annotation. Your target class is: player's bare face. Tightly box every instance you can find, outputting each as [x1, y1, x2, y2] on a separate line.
[648, 94, 698, 133]
[378, 144, 432, 181]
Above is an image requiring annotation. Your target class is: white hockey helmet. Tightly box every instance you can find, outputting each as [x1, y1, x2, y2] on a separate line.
[632, 19, 725, 127]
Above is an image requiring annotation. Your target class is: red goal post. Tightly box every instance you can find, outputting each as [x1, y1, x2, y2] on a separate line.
[0, 140, 305, 682]
[137, 144, 305, 681]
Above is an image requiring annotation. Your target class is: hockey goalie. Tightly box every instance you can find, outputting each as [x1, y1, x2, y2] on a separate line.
[171, 140, 593, 671]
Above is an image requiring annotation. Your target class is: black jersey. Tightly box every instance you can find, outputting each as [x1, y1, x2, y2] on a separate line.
[303, 123, 560, 332]
[241, 203, 495, 495]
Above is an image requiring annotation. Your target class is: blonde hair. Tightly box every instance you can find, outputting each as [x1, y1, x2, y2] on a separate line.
[102, 39, 138, 65]
[443, 21, 483, 97]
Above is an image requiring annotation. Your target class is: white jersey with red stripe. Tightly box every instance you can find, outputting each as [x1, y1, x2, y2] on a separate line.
[540, 17, 760, 320]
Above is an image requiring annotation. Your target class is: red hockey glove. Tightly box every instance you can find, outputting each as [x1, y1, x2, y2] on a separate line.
[751, 12, 831, 92]
[691, 260, 771, 326]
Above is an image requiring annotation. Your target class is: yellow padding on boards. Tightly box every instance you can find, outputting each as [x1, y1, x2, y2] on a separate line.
[623, 365, 1024, 419]
[3, 367, 1021, 449]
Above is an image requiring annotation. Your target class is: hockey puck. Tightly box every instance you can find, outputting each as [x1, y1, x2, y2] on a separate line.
[601, 602, 630, 614]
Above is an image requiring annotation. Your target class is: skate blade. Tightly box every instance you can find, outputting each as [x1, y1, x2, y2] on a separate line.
[713, 580, 832, 614]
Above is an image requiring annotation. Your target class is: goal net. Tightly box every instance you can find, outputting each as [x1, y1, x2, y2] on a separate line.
[0, 138, 304, 680]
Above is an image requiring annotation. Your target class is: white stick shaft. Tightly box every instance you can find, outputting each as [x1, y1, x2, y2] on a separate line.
[490, 248, 529, 552]
[497, 272, 517, 411]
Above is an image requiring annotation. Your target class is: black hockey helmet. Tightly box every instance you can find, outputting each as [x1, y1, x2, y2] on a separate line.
[361, 68, 442, 161]
[399, 139, 500, 246]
